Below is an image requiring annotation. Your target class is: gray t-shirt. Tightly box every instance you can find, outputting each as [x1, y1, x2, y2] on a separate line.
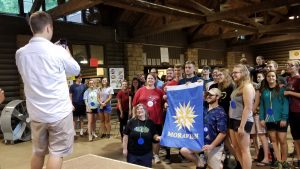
[229, 94, 254, 122]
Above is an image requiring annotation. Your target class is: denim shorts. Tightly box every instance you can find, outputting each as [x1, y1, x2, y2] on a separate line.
[98, 104, 112, 113]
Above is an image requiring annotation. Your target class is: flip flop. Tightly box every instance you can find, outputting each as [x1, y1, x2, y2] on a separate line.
[256, 161, 270, 167]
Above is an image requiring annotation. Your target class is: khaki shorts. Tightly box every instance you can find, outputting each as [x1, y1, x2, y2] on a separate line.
[250, 114, 267, 134]
[31, 113, 75, 157]
[206, 145, 225, 169]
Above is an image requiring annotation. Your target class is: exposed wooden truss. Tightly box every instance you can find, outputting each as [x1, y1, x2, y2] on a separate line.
[47, 0, 300, 43]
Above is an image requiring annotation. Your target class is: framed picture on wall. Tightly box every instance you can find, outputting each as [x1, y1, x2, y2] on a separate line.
[289, 50, 300, 59]
[109, 68, 124, 89]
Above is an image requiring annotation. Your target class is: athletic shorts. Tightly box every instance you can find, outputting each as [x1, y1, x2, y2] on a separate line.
[31, 113, 74, 157]
[87, 108, 98, 114]
[99, 104, 112, 113]
[250, 114, 267, 134]
[266, 122, 288, 132]
[229, 118, 253, 133]
[289, 112, 300, 140]
[72, 104, 86, 117]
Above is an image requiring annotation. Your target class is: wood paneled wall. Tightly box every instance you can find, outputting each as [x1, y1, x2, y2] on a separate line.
[254, 40, 300, 71]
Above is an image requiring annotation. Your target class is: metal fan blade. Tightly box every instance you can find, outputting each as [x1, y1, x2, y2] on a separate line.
[12, 109, 26, 121]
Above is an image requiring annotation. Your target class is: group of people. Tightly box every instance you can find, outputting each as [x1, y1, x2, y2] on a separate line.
[70, 76, 114, 141]
[118, 57, 300, 169]
[4, 10, 300, 169]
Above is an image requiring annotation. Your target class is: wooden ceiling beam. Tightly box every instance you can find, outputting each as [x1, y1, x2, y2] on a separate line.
[185, 0, 214, 15]
[192, 19, 300, 43]
[133, 20, 199, 37]
[103, 0, 205, 22]
[30, 0, 44, 14]
[236, 33, 300, 46]
[207, 0, 300, 22]
[48, 0, 104, 19]
[216, 20, 257, 32]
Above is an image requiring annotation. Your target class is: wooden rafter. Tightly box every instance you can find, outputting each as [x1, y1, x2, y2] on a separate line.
[185, 0, 214, 15]
[102, 0, 205, 22]
[133, 20, 199, 37]
[207, 0, 300, 22]
[192, 20, 300, 43]
[48, 0, 104, 19]
[30, 0, 44, 14]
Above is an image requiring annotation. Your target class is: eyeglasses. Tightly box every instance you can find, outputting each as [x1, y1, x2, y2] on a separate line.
[216, 74, 223, 77]
[207, 93, 216, 97]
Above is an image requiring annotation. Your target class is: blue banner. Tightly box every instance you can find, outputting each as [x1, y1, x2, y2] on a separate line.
[160, 82, 204, 151]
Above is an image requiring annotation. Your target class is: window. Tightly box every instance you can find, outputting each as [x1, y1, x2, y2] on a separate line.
[90, 45, 104, 65]
[0, 0, 19, 14]
[72, 45, 88, 65]
[23, 0, 42, 13]
[66, 11, 82, 23]
[45, 0, 57, 10]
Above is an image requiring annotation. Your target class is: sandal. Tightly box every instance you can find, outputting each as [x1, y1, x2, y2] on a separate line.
[256, 161, 270, 167]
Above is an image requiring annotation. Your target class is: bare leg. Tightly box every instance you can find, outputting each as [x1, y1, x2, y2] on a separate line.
[46, 155, 63, 169]
[99, 113, 106, 135]
[180, 148, 202, 167]
[269, 131, 281, 161]
[278, 132, 288, 161]
[229, 129, 242, 163]
[258, 133, 270, 163]
[104, 113, 111, 135]
[236, 131, 252, 169]
[251, 134, 259, 160]
[87, 113, 93, 140]
[294, 140, 300, 160]
[31, 154, 45, 169]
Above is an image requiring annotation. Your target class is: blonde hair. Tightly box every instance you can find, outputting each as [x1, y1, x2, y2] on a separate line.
[288, 59, 300, 68]
[134, 104, 149, 119]
[218, 68, 233, 91]
[231, 64, 251, 97]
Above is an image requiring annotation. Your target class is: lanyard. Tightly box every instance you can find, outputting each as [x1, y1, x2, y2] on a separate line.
[265, 89, 275, 122]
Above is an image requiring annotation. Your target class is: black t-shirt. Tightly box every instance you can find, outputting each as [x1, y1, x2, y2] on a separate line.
[124, 118, 156, 155]
[219, 84, 234, 115]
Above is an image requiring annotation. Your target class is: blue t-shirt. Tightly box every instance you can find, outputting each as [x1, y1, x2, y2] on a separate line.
[69, 83, 87, 105]
[178, 76, 201, 85]
[203, 106, 227, 145]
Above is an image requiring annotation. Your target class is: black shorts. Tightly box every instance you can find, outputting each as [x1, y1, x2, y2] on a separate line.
[73, 104, 86, 117]
[229, 118, 253, 133]
[289, 112, 300, 140]
[87, 108, 98, 114]
[153, 124, 162, 144]
[266, 122, 288, 132]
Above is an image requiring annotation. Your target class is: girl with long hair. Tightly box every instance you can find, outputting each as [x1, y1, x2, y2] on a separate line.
[260, 71, 289, 168]
[98, 77, 114, 138]
[229, 64, 255, 169]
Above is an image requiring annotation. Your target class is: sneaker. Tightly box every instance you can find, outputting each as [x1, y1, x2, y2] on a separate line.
[88, 135, 93, 142]
[282, 161, 291, 169]
[271, 161, 282, 169]
[106, 134, 110, 139]
[92, 132, 98, 138]
[80, 129, 84, 136]
[164, 158, 171, 164]
[154, 154, 161, 164]
[100, 134, 106, 138]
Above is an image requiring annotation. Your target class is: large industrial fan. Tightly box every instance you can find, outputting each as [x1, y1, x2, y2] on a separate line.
[0, 100, 31, 144]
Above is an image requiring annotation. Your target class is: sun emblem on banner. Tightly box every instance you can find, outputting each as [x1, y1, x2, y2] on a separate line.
[173, 101, 198, 130]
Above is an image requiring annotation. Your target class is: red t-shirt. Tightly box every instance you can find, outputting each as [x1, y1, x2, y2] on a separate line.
[117, 89, 130, 112]
[162, 79, 178, 93]
[132, 86, 164, 124]
[287, 75, 300, 112]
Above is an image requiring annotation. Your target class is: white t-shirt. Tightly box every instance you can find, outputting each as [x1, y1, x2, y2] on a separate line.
[16, 37, 80, 123]
[99, 87, 114, 104]
[83, 88, 99, 109]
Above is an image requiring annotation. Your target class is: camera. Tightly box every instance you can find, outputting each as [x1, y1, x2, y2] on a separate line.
[58, 39, 68, 49]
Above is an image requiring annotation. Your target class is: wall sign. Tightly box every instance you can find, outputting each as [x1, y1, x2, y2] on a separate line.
[109, 68, 124, 89]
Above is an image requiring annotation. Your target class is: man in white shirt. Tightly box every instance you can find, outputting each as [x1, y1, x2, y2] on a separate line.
[15, 11, 80, 169]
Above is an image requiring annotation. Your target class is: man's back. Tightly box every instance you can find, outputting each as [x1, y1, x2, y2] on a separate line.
[16, 37, 80, 123]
